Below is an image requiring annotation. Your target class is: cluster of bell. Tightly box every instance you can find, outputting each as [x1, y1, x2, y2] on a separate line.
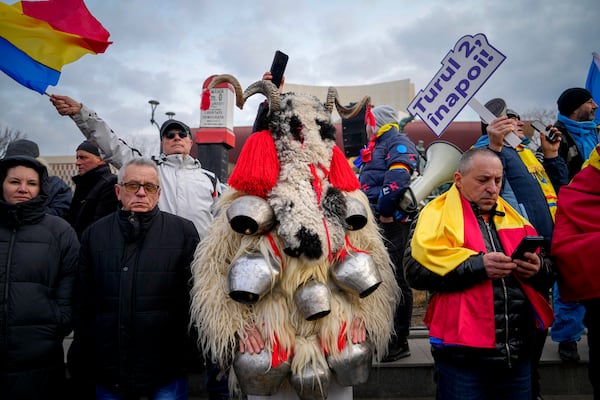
[233, 340, 373, 399]
[228, 250, 382, 319]
[226, 195, 382, 316]
[227, 196, 379, 397]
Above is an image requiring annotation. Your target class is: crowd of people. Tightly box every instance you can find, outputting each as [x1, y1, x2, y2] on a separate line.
[0, 76, 598, 400]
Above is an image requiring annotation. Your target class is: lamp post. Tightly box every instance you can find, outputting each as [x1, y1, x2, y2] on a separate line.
[165, 111, 175, 120]
[148, 99, 160, 131]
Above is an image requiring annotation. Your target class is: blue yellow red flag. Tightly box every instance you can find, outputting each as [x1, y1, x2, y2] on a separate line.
[585, 51, 600, 124]
[0, 0, 111, 94]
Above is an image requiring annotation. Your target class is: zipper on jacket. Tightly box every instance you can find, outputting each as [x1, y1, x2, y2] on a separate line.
[483, 219, 512, 367]
[2, 229, 17, 339]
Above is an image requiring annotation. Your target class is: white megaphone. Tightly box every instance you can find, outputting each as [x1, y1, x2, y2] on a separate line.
[399, 141, 463, 213]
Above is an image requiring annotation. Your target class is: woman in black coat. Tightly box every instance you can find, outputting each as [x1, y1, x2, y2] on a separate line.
[0, 155, 79, 399]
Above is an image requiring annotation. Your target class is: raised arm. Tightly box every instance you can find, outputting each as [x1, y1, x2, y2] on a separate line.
[50, 94, 141, 169]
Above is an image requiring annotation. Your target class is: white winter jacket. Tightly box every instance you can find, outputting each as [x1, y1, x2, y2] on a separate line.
[71, 105, 217, 239]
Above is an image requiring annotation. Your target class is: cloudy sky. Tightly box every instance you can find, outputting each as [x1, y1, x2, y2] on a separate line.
[1, 0, 598, 156]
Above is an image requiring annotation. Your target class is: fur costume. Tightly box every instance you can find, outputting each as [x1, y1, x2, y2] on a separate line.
[191, 75, 399, 398]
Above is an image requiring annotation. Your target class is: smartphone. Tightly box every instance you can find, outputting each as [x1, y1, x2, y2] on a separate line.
[270, 50, 288, 88]
[530, 120, 559, 143]
[510, 235, 545, 260]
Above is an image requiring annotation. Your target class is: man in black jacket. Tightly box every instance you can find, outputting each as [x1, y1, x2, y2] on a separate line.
[66, 140, 118, 238]
[405, 148, 554, 400]
[71, 158, 200, 399]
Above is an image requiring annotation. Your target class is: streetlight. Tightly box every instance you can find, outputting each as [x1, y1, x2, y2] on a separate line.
[148, 99, 160, 131]
[165, 111, 175, 120]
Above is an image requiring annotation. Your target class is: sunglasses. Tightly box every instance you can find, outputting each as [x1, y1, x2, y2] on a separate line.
[163, 130, 189, 140]
[120, 181, 160, 194]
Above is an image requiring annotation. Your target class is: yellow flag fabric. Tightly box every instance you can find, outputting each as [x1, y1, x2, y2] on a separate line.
[411, 184, 534, 276]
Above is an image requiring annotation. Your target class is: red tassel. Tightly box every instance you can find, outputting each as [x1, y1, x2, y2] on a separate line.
[228, 130, 280, 198]
[364, 103, 376, 130]
[329, 145, 359, 192]
[200, 88, 211, 111]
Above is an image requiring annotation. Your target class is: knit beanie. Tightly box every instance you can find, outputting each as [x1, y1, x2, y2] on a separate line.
[4, 139, 40, 158]
[76, 140, 101, 156]
[371, 105, 398, 130]
[557, 88, 592, 116]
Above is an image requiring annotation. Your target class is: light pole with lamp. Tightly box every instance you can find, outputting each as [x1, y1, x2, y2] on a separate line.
[148, 99, 160, 131]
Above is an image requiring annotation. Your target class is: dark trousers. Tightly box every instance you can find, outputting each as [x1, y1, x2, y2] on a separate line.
[381, 220, 413, 342]
[583, 298, 600, 400]
[434, 358, 531, 400]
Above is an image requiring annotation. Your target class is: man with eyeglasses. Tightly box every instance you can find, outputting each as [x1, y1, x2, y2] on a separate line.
[49, 94, 219, 239]
[71, 158, 200, 399]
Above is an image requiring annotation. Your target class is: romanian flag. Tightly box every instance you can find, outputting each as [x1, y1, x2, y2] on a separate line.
[0, 0, 111, 94]
[586, 51, 600, 124]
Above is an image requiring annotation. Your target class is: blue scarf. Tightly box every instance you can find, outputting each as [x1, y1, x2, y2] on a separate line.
[557, 113, 599, 159]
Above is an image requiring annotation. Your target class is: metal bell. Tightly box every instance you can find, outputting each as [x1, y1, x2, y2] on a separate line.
[228, 253, 280, 304]
[294, 280, 331, 321]
[327, 339, 373, 387]
[331, 251, 382, 298]
[345, 196, 368, 231]
[226, 195, 275, 235]
[290, 363, 330, 400]
[233, 349, 291, 396]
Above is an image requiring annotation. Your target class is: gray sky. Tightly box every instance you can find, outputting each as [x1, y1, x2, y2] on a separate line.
[1, 0, 598, 156]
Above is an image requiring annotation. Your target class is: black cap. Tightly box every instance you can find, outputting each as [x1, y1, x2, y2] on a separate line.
[76, 140, 101, 156]
[159, 120, 191, 138]
[557, 88, 592, 116]
[4, 139, 40, 158]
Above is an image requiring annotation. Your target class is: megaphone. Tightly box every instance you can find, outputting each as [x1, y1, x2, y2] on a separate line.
[399, 141, 463, 213]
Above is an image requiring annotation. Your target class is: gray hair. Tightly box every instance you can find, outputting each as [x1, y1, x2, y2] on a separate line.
[456, 147, 501, 175]
[117, 158, 159, 184]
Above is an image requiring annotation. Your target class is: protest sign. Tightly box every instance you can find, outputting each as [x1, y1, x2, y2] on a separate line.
[407, 33, 506, 136]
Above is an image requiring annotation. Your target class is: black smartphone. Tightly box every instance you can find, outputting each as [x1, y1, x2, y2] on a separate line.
[270, 50, 288, 88]
[530, 120, 559, 143]
[510, 235, 545, 260]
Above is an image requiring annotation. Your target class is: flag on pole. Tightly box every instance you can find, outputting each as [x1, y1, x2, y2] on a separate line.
[0, 0, 112, 94]
[585, 51, 600, 124]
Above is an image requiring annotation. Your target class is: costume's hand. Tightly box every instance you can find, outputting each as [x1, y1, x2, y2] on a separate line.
[238, 323, 265, 354]
[483, 252, 516, 279]
[50, 94, 82, 116]
[486, 116, 515, 152]
[513, 252, 541, 279]
[349, 317, 366, 344]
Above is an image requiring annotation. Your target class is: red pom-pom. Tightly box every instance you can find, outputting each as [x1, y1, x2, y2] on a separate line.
[228, 130, 280, 198]
[329, 145, 360, 191]
[200, 88, 211, 111]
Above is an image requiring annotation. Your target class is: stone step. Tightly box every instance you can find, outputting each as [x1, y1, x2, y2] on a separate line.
[351, 328, 592, 399]
[64, 328, 594, 399]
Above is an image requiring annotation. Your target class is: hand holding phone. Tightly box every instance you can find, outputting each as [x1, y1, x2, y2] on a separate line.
[510, 236, 544, 260]
[270, 50, 288, 89]
[530, 120, 559, 143]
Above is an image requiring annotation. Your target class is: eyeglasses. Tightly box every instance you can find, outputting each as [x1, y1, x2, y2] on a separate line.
[120, 181, 160, 194]
[163, 130, 189, 140]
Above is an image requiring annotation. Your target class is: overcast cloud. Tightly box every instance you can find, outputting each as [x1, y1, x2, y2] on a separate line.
[0, 0, 598, 156]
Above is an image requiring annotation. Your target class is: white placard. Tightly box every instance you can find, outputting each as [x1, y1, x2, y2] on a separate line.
[199, 87, 234, 130]
[407, 33, 506, 137]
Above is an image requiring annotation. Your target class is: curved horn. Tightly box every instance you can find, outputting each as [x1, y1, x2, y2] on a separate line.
[242, 80, 281, 114]
[207, 74, 245, 109]
[325, 87, 371, 120]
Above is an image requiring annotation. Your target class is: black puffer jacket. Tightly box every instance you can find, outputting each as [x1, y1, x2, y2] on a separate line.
[405, 203, 553, 367]
[67, 163, 118, 238]
[0, 156, 79, 399]
[72, 207, 200, 396]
